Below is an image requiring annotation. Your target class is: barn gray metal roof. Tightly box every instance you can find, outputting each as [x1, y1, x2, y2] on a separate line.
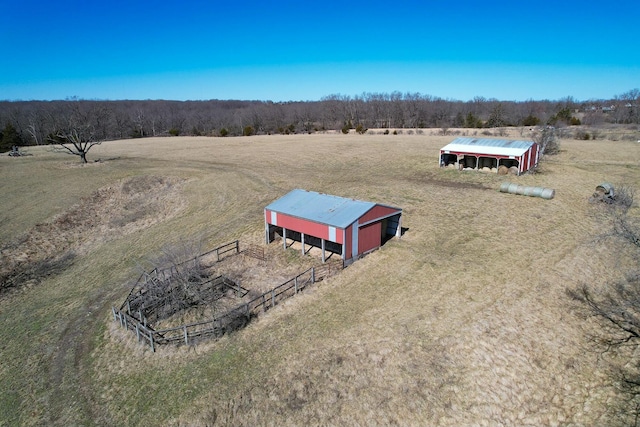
[440, 137, 535, 157]
[265, 189, 377, 229]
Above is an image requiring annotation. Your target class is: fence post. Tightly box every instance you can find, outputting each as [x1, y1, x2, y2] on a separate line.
[311, 267, 315, 283]
[123, 314, 128, 330]
[235, 240, 239, 254]
[136, 324, 140, 342]
[127, 300, 131, 315]
[183, 326, 188, 345]
[294, 276, 298, 293]
[262, 294, 266, 312]
[112, 307, 117, 321]
[271, 290, 275, 308]
[150, 332, 155, 352]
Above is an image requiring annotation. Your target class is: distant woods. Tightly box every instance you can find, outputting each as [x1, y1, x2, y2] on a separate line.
[1, 89, 639, 150]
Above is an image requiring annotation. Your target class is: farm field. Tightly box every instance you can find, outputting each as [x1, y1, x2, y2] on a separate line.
[1, 129, 640, 426]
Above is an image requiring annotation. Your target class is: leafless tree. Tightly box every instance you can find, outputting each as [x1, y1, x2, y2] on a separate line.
[533, 126, 560, 155]
[134, 237, 224, 322]
[48, 103, 103, 163]
[2, 88, 639, 144]
[568, 185, 640, 425]
[25, 107, 48, 145]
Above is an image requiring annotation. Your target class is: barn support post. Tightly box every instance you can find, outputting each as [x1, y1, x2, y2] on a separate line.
[396, 215, 402, 238]
[301, 233, 305, 255]
[311, 267, 315, 283]
[321, 239, 326, 263]
[112, 307, 117, 321]
[127, 300, 131, 315]
[283, 228, 287, 249]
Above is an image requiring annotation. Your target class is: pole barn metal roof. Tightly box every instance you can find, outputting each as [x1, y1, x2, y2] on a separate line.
[265, 189, 377, 229]
[440, 137, 536, 157]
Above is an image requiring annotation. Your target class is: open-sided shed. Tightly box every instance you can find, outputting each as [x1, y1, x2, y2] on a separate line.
[265, 189, 402, 263]
[440, 137, 539, 175]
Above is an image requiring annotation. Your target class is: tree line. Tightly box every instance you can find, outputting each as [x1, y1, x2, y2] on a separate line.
[1, 89, 639, 151]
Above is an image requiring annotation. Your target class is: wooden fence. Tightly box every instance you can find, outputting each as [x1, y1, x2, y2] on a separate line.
[113, 264, 337, 350]
[242, 243, 266, 261]
[120, 240, 241, 312]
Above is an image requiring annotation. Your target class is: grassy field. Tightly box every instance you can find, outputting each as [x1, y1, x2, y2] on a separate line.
[1, 128, 640, 426]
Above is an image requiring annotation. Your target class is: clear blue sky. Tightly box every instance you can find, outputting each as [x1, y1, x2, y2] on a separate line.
[1, 0, 638, 102]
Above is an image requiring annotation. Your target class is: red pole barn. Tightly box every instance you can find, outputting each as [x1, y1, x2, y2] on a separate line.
[439, 137, 539, 175]
[265, 189, 402, 263]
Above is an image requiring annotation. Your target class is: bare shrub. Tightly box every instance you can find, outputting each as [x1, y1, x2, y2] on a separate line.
[533, 126, 560, 155]
[0, 251, 76, 295]
[569, 185, 640, 424]
[613, 185, 636, 212]
[136, 237, 217, 322]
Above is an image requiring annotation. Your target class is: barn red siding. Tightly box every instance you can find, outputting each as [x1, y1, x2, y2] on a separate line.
[267, 197, 402, 261]
[530, 144, 539, 170]
[266, 210, 344, 244]
[344, 224, 353, 258]
[358, 221, 382, 254]
[359, 205, 400, 224]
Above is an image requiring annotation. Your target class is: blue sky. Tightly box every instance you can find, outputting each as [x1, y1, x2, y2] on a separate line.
[1, 0, 638, 102]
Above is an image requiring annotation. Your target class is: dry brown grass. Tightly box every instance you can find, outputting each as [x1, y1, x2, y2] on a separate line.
[1, 129, 639, 426]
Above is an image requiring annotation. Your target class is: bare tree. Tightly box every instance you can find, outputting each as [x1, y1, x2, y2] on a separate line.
[533, 126, 560, 155]
[50, 128, 98, 163]
[132, 237, 229, 323]
[48, 102, 108, 163]
[568, 185, 640, 425]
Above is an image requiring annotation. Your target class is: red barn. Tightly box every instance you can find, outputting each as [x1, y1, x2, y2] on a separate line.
[440, 137, 539, 175]
[265, 189, 402, 263]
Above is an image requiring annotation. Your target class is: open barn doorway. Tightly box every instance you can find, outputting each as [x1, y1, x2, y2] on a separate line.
[440, 153, 458, 167]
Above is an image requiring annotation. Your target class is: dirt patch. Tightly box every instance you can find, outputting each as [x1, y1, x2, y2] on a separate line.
[408, 173, 492, 190]
[0, 175, 185, 295]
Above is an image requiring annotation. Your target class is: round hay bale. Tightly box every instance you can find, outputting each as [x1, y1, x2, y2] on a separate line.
[482, 166, 490, 172]
[491, 167, 498, 173]
[498, 165, 509, 175]
[540, 188, 555, 199]
[508, 166, 519, 175]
